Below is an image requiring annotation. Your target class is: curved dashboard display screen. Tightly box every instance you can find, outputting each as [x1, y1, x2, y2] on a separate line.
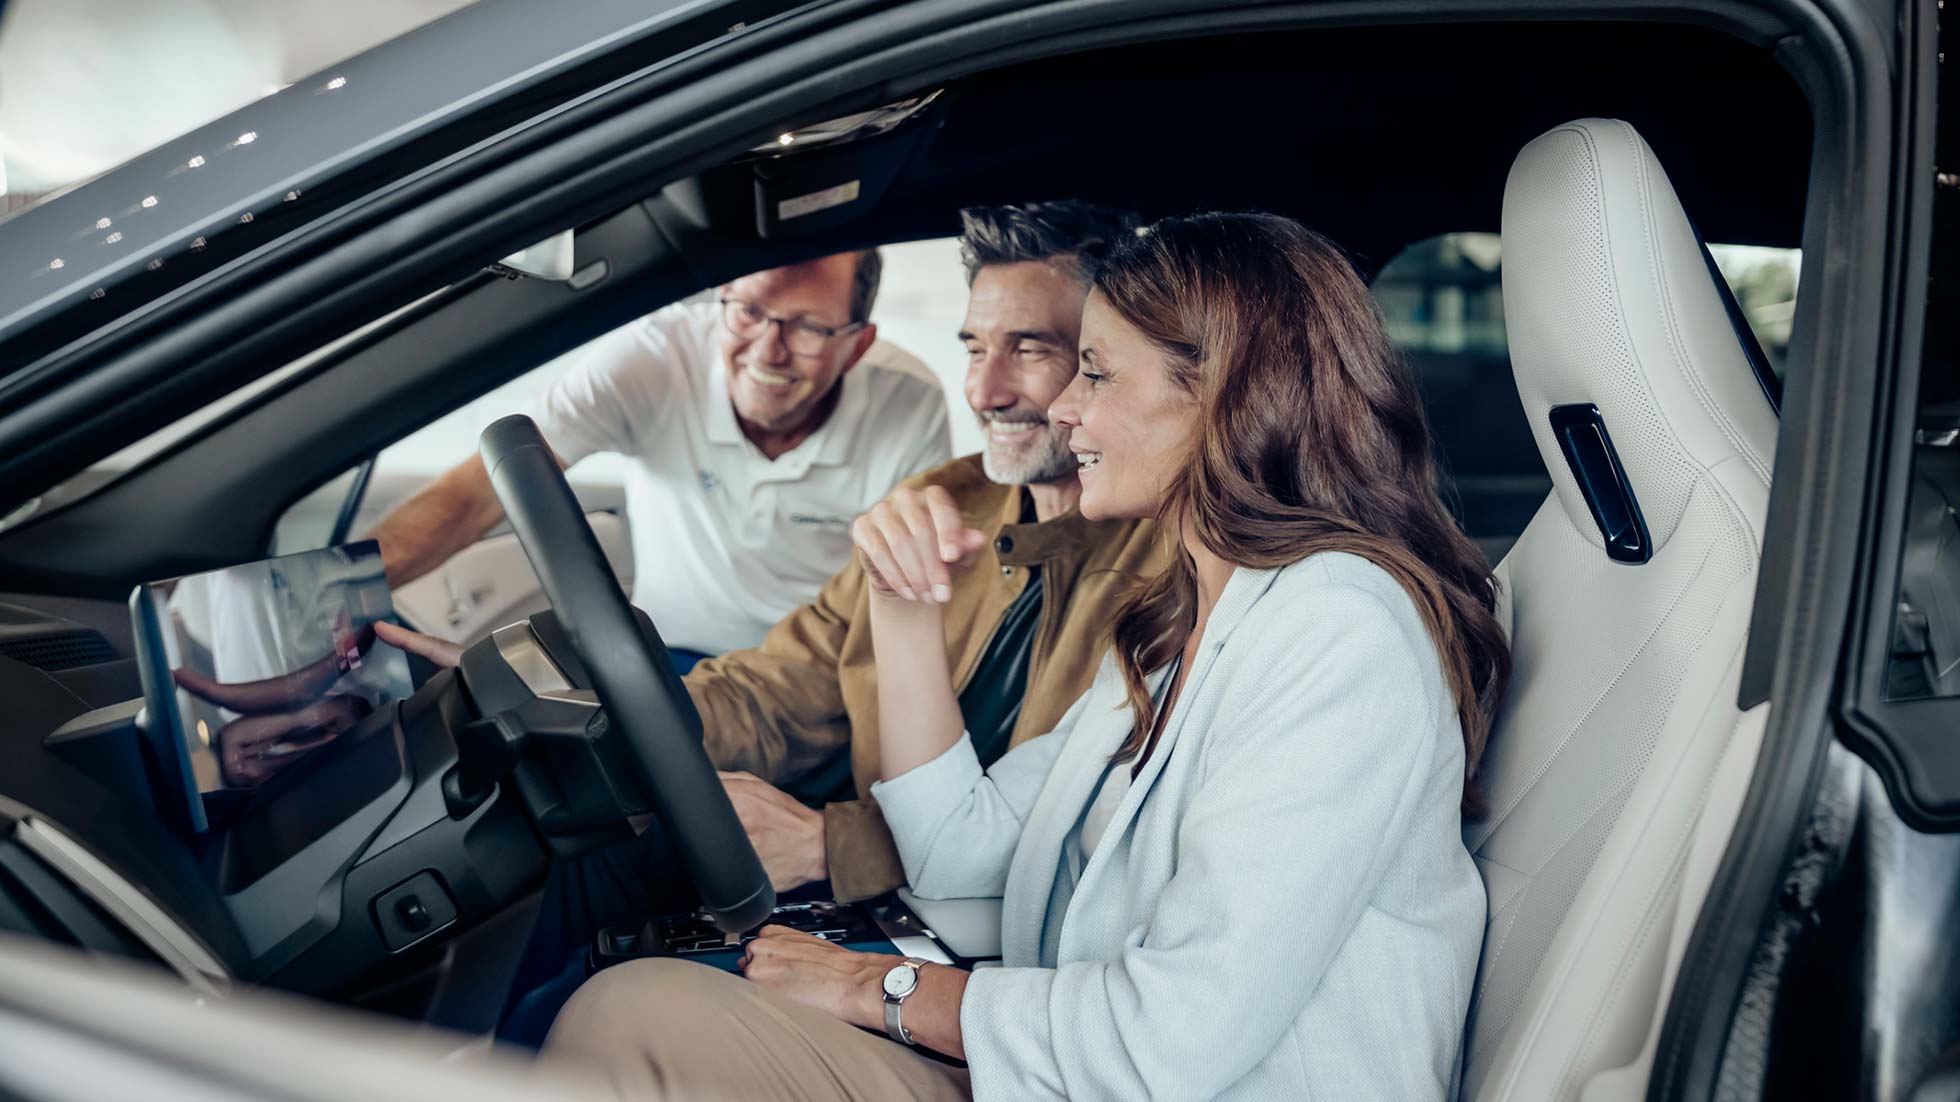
[130, 540, 414, 833]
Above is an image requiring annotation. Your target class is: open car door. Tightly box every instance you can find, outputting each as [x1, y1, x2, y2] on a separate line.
[1648, 0, 1958, 1098]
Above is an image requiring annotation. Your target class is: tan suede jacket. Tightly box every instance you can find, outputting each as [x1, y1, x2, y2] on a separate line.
[683, 454, 1166, 900]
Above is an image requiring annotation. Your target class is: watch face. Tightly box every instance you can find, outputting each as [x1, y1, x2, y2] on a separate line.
[883, 964, 919, 998]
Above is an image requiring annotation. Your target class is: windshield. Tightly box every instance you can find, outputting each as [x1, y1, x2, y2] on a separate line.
[0, 0, 478, 223]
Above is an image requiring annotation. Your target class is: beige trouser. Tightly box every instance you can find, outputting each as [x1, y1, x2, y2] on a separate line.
[542, 958, 973, 1101]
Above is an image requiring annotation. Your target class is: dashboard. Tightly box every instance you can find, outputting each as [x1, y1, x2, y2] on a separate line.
[0, 572, 551, 1021]
[0, 539, 997, 1036]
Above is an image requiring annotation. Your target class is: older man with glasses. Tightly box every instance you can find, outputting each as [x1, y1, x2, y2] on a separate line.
[368, 250, 952, 670]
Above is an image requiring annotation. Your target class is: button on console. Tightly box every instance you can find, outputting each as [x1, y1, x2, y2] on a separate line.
[373, 870, 458, 952]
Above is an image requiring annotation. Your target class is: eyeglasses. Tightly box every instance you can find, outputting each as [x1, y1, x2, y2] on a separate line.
[719, 296, 865, 357]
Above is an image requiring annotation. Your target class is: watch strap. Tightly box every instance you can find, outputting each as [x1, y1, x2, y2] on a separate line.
[883, 996, 916, 1045]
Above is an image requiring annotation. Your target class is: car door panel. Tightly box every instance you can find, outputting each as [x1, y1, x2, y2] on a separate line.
[394, 510, 633, 646]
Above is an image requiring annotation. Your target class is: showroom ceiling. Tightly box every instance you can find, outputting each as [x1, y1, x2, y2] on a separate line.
[0, 0, 473, 209]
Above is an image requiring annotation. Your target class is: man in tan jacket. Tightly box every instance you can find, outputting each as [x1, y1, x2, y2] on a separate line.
[695, 205, 1163, 904]
[384, 202, 1162, 1032]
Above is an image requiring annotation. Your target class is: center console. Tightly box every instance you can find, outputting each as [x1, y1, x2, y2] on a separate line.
[594, 894, 979, 975]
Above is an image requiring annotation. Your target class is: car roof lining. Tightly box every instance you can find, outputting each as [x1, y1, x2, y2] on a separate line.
[659, 22, 1809, 266]
[0, 19, 1811, 595]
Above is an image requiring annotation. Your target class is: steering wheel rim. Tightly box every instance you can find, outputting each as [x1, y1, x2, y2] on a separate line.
[478, 414, 774, 932]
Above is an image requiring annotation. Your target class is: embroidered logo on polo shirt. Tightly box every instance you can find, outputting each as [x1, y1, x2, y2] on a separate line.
[788, 513, 851, 528]
[698, 470, 719, 493]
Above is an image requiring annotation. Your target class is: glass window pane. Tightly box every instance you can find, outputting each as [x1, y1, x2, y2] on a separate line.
[1707, 244, 1801, 377]
[1373, 232, 1543, 565]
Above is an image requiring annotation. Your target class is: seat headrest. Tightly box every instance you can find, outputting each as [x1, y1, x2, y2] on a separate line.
[1501, 118, 1778, 561]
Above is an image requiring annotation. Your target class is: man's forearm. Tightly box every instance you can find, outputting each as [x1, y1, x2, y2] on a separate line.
[683, 564, 863, 783]
[366, 456, 504, 588]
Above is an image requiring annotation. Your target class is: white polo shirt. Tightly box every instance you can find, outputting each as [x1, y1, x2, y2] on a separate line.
[531, 303, 952, 655]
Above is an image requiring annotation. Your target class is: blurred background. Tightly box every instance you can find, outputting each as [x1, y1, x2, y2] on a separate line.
[0, 0, 474, 215]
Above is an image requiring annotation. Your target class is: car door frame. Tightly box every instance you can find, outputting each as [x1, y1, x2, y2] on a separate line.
[1648, 0, 1945, 1097]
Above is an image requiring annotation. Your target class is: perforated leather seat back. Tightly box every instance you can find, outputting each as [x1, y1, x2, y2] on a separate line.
[1463, 119, 1778, 1102]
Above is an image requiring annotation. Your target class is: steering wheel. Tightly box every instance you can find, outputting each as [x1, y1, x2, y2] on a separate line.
[477, 414, 775, 932]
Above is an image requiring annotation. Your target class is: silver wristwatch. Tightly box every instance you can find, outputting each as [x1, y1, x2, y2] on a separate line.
[881, 956, 929, 1045]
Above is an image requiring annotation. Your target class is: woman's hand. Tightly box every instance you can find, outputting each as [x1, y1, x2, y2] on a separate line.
[374, 621, 463, 668]
[736, 926, 888, 1031]
[852, 486, 988, 604]
[741, 927, 972, 1058]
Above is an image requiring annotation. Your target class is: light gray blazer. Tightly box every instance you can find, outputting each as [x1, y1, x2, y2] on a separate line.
[871, 552, 1486, 1101]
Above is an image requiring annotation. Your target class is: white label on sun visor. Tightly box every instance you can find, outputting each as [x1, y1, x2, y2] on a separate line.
[779, 180, 861, 221]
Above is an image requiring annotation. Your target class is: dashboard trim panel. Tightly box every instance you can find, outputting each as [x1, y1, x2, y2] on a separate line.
[16, 815, 230, 996]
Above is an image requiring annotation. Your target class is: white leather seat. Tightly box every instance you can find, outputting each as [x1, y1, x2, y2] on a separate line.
[1463, 119, 1780, 1101]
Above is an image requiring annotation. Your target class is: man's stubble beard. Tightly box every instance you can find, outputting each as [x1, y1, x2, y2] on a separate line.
[981, 424, 1077, 487]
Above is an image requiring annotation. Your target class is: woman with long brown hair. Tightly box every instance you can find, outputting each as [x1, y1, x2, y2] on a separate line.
[546, 213, 1509, 1101]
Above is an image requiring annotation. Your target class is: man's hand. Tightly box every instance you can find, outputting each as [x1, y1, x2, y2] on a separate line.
[374, 621, 464, 668]
[719, 771, 828, 892]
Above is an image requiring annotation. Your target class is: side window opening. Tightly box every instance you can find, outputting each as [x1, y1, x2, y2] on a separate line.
[270, 239, 973, 642]
[1374, 232, 1545, 566]
[277, 238, 975, 559]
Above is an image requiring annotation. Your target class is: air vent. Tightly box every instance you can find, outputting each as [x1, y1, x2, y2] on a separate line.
[0, 629, 115, 671]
